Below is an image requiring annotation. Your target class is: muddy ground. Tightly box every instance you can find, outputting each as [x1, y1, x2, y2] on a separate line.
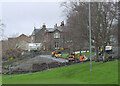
[2, 44, 119, 74]
[2, 55, 69, 74]
[3, 61, 79, 74]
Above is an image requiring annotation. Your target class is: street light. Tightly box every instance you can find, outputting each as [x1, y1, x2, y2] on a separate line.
[89, 1, 92, 72]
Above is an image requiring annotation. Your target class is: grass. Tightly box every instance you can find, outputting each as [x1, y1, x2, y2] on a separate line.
[2, 60, 118, 84]
[81, 52, 96, 57]
[62, 53, 69, 58]
[0, 75, 1, 85]
[62, 52, 96, 59]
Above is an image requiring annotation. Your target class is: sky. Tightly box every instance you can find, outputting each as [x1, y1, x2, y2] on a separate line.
[1, 2, 65, 37]
[1, 0, 118, 38]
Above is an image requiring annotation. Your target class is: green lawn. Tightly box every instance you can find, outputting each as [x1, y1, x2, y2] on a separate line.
[62, 52, 95, 59]
[81, 52, 96, 57]
[2, 60, 118, 84]
[0, 75, 2, 85]
[62, 53, 69, 58]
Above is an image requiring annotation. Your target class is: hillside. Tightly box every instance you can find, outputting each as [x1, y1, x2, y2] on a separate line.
[2, 60, 118, 84]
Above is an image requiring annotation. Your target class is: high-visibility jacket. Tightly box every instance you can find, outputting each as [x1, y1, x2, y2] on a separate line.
[101, 48, 103, 52]
[52, 51, 55, 55]
[80, 56, 84, 61]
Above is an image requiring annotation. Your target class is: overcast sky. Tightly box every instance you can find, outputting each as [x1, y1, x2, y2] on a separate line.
[1, 2, 65, 37]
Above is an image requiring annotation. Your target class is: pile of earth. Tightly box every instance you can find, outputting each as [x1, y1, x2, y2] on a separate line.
[2, 55, 69, 74]
[3, 61, 77, 74]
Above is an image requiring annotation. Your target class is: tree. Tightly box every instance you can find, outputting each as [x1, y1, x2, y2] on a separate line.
[61, 2, 89, 52]
[61, 1, 118, 62]
[92, 2, 118, 62]
[0, 20, 5, 40]
[0, 20, 5, 70]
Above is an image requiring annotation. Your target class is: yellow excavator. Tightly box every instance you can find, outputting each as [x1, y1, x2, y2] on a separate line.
[51, 50, 62, 58]
[68, 52, 80, 62]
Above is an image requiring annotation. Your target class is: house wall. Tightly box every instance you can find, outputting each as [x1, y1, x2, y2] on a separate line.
[5, 34, 30, 51]
[30, 26, 65, 51]
[43, 30, 63, 51]
[2, 40, 9, 52]
[34, 28, 46, 43]
[17, 41, 29, 50]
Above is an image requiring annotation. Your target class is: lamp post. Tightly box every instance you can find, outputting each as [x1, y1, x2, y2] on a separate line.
[89, 1, 92, 72]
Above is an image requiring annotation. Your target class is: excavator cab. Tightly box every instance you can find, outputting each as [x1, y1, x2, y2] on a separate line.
[68, 54, 75, 62]
[68, 52, 80, 62]
[51, 51, 55, 57]
[55, 51, 62, 58]
[51, 50, 62, 58]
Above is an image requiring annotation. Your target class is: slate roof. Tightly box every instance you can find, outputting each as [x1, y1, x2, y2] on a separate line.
[32, 29, 40, 35]
[32, 27, 62, 35]
[46, 27, 62, 32]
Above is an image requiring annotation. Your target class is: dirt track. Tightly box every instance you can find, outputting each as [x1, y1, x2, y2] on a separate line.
[39, 55, 68, 63]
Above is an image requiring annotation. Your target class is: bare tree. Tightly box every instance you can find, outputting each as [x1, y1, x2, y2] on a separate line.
[61, 1, 118, 62]
[0, 20, 5, 40]
[92, 2, 118, 62]
[0, 20, 5, 73]
[62, 2, 89, 52]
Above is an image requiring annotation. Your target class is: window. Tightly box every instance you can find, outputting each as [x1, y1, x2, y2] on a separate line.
[31, 36, 34, 42]
[55, 42, 59, 49]
[54, 32, 60, 38]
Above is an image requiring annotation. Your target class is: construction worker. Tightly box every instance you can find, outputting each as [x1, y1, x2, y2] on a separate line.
[51, 51, 55, 57]
[80, 56, 85, 62]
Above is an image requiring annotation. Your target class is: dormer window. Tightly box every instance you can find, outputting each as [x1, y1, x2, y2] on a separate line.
[54, 32, 60, 38]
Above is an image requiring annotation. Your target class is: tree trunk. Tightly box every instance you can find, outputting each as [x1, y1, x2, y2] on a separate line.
[103, 44, 107, 62]
[80, 49, 82, 56]
[95, 42, 99, 62]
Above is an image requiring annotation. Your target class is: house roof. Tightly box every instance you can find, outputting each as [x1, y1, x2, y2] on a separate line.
[18, 34, 29, 38]
[8, 34, 30, 43]
[32, 27, 62, 35]
[46, 27, 62, 32]
[32, 29, 40, 35]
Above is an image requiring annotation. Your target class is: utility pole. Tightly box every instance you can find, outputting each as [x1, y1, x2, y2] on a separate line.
[89, 1, 92, 72]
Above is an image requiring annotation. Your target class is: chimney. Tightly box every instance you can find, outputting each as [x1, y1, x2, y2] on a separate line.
[54, 23, 57, 29]
[33, 26, 36, 30]
[42, 23, 46, 28]
[60, 21, 64, 26]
